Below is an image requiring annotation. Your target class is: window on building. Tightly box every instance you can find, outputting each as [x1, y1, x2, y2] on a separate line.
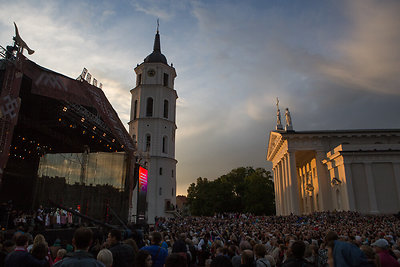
[163, 100, 169, 119]
[145, 134, 151, 152]
[134, 100, 138, 120]
[146, 98, 153, 117]
[137, 74, 142, 86]
[163, 73, 169, 87]
[159, 167, 163, 175]
[171, 170, 174, 177]
[162, 136, 168, 154]
[159, 187, 162, 196]
[132, 134, 136, 143]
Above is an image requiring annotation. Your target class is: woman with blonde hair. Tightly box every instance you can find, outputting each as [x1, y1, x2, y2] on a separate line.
[97, 248, 113, 267]
[31, 234, 53, 266]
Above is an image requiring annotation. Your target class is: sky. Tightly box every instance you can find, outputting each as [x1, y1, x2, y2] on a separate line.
[1, 0, 400, 196]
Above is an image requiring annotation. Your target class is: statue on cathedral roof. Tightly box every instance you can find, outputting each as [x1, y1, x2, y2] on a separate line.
[276, 98, 283, 130]
[285, 107, 293, 131]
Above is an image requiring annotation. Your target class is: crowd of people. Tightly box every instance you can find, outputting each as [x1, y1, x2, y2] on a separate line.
[0, 203, 82, 231]
[1, 211, 400, 266]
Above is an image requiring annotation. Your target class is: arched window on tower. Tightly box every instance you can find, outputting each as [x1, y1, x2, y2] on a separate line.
[137, 74, 142, 86]
[146, 98, 153, 117]
[163, 73, 169, 87]
[163, 100, 169, 119]
[162, 136, 168, 154]
[134, 100, 138, 120]
[145, 134, 151, 152]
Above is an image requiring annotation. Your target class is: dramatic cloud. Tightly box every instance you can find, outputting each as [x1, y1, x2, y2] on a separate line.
[1, 0, 399, 195]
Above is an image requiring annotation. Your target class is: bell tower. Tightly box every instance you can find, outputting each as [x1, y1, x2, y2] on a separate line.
[129, 26, 177, 224]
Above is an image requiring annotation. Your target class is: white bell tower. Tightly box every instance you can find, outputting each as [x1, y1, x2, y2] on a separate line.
[129, 27, 177, 224]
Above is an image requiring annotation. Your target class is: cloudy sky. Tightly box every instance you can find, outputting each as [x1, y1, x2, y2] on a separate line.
[1, 0, 399, 195]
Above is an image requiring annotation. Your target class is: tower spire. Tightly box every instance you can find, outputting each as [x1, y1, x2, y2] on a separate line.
[153, 19, 161, 53]
[143, 19, 168, 64]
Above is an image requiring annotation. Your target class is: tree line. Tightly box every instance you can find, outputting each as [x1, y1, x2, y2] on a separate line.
[186, 167, 275, 216]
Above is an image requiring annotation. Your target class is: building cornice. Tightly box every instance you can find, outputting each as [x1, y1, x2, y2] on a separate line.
[128, 117, 177, 129]
[130, 84, 178, 98]
[148, 155, 178, 164]
[281, 129, 400, 139]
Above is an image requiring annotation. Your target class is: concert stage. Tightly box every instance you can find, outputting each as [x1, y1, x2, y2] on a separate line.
[0, 45, 136, 223]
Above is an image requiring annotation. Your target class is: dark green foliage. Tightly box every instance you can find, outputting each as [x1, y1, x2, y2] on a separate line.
[186, 167, 275, 216]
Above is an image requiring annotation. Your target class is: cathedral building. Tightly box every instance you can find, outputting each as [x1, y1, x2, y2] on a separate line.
[129, 28, 177, 224]
[267, 102, 400, 215]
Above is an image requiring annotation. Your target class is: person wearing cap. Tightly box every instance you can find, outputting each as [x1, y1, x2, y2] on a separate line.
[372, 238, 400, 267]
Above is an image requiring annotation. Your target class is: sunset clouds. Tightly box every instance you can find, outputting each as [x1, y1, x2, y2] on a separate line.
[1, 0, 399, 194]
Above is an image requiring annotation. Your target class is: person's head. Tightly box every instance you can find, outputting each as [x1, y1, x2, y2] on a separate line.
[179, 233, 186, 240]
[241, 250, 254, 266]
[372, 238, 389, 253]
[15, 233, 29, 247]
[239, 241, 252, 252]
[265, 255, 276, 267]
[254, 243, 266, 259]
[150, 232, 162, 245]
[325, 231, 338, 248]
[107, 229, 122, 246]
[33, 234, 46, 246]
[72, 227, 93, 251]
[123, 238, 139, 253]
[97, 248, 113, 267]
[164, 253, 187, 267]
[136, 250, 152, 267]
[290, 241, 306, 259]
[211, 255, 233, 267]
[56, 248, 67, 259]
[31, 242, 48, 260]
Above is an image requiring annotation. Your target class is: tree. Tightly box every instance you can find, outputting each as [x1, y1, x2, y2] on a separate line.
[243, 168, 275, 215]
[186, 167, 275, 216]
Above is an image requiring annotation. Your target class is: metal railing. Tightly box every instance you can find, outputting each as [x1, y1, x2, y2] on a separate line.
[0, 44, 16, 62]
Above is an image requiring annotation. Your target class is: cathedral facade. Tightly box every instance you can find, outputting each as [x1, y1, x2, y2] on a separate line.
[267, 104, 400, 215]
[129, 29, 177, 224]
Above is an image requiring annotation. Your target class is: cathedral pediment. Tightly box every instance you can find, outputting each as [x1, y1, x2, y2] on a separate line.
[266, 131, 283, 161]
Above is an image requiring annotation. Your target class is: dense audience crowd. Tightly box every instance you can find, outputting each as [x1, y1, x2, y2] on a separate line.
[1, 210, 400, 266]
[0, 203, 81, 231]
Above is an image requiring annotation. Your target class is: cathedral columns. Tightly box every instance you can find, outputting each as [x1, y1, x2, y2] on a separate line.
[315, 151, 331, 211]
[299, 167, 307, 213]
[392, 163, 400, 206]
[364, 163, 378, 213]
[273, 167, 281, 215]
[339, 163, 356, 211]
[283, 155, 292, 214]
[279, 160, 288, 215]
[287, 151, 300, 215]
[279, 165, 284, 215]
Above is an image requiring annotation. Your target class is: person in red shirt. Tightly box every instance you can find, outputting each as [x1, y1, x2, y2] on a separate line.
[372, 239, 400, 267]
